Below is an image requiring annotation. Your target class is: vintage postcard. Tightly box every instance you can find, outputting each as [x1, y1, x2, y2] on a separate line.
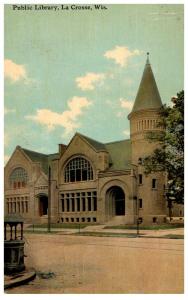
[4, 2, 184, 295]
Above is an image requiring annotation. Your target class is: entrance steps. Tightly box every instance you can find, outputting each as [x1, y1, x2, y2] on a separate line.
[105, 216, 126, 226]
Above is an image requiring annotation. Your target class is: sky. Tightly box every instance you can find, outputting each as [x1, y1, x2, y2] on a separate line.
[4, 4, 184, 163]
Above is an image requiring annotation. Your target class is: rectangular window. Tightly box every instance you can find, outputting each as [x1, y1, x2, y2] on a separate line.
[82, 198, 85, 211]
[72, 198, 75, 211]
[66, 199, 70, 212]
[88, 197, 91, 211]
[62, 199, 64, 212]
[139, 198, 142, 209]
[77, 198, 80, 211]
[93, 197, 97, 211]
[138, 174, 142, 184]
[152, 179, 157, 189]
[25, 201, 28, 213]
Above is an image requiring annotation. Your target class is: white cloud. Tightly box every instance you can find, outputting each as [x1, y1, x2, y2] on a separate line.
[76, 72, 105, 90]
[117, 111, 123, 118]
[123, 130, 130, 137]
[25, 96, 92, 135]
[120, 98, 133, 111]
[4, 59, 27, 82]
[104, 46, 141, 67]
[4, 155, 10, 165]
[4, 107, 16, 114]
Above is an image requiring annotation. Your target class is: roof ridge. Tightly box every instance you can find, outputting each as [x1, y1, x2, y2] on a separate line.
[21, 147, 48, 156]
[105, 139, 130, 145]
[78, 132, 105, 145]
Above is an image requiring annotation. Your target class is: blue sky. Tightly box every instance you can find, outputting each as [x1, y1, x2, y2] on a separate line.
[4, 4, 184, 163]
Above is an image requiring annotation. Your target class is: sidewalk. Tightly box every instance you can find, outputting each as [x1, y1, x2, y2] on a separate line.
[25, 224, 184, 238]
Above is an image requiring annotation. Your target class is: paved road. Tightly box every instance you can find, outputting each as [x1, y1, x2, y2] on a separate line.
[6, 233, 184, 294]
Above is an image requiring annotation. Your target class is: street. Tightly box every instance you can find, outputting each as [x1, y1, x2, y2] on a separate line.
[6, 232, 184, 294]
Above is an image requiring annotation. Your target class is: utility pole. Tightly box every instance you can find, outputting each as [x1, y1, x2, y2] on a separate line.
[48, 166, 51, 232]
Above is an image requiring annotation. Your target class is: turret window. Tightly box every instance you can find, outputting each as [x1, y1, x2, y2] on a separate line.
[138, 174, 143, 185]
[139, 198, 143, 209]
[152, 178, 157, 189]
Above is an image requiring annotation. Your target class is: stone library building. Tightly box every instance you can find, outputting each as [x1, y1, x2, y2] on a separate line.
[4, 57, 183, 225]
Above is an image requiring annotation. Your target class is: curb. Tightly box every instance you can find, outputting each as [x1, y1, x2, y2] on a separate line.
[4, 270, 36, 290]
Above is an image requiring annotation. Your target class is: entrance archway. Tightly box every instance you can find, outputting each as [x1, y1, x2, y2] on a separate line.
[38, 195, 48, 216]
[105, 186, 125, 219]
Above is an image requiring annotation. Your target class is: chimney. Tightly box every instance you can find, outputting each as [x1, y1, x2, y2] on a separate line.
[58, 144, 67, 155]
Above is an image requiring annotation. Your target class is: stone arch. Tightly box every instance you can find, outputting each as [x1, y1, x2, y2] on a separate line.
[100, 179, 130, 222]
[7, 165, 29, 189]
[106, 186, 125, 218]
[60, 154, 96, 183]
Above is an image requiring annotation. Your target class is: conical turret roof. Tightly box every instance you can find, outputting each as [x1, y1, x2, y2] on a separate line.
[131, 54, 162, 113]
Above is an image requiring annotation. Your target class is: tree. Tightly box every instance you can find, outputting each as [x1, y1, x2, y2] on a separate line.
[143, 90, 184, 209]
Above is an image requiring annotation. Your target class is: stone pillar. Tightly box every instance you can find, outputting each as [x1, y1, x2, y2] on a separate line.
[85, 197, 88, 212]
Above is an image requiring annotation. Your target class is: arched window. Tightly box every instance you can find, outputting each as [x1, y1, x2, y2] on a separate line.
[9, 167, 28, 189]
[64, 157, 93, 182]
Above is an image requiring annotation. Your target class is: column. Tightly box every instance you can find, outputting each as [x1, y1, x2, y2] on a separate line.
[64, 196, 67, 212]
[74, 193, 78, 212]
[85, 195, 88, 212]
[91, 195, 94, 212]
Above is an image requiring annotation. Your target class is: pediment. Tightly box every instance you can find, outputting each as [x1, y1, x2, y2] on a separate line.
[35, 173, 48, 186]
[5, 146, 32, 174]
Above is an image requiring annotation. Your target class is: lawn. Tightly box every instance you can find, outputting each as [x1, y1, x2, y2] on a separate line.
[104, 224, 184, 230]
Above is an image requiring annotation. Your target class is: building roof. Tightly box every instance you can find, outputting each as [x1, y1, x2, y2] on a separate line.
[21, 135, 131, 173]
[78, 133, 131, 170]
[105, 139, 131, 170]
[78, 133, 107, 151]
[22, 148, 59, 175]
[131, 54, 162, 114]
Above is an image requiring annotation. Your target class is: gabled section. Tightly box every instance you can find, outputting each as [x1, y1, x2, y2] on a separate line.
[35, 173, 48, 186]
[5, 146, 33, 170]
[78, 133, 107, 152]
[130, 53, 162, 115]
[62, 132, 107, 155]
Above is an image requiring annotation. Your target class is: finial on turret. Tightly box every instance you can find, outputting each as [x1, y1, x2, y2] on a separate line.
[146, 52, 150, 64]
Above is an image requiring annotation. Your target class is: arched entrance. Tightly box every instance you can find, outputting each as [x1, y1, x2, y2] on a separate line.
[105, 186, 125, 219]
[38, 195, 48, 216]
